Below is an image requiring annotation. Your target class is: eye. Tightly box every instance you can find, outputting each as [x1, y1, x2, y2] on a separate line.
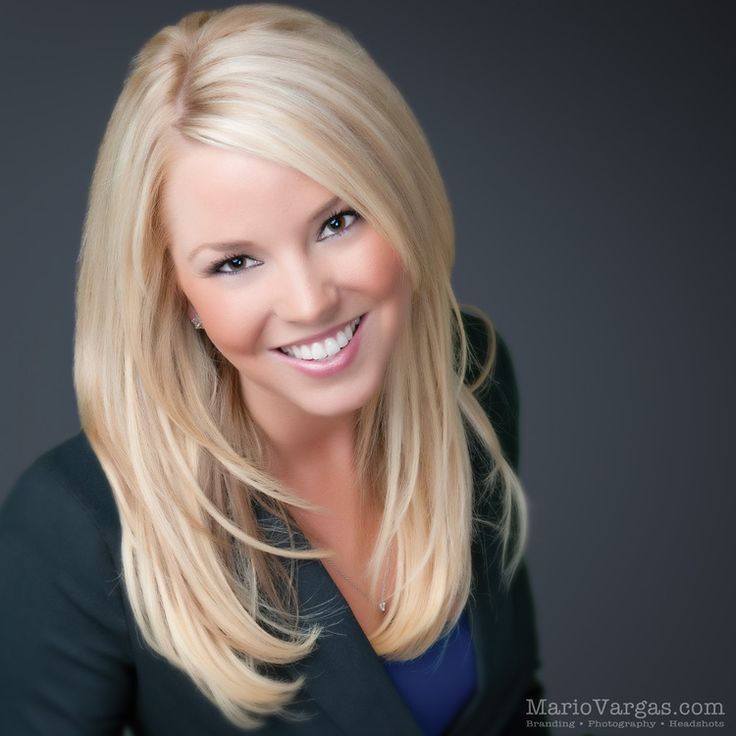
[210, 254, 262, 275]
[318, 209, 361, 241]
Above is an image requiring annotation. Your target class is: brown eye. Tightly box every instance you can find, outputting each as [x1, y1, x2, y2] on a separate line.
[319, 210, 361, 241]
[211, 254, 261, 275]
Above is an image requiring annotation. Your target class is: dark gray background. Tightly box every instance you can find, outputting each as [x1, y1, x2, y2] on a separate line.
[1, 2, 734, 735]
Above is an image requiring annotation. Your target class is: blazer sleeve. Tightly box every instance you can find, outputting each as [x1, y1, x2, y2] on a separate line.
[0, 450, 134, 735]
[462, 311, 551, 736]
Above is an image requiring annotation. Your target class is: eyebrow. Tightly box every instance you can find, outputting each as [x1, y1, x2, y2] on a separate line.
[187, 194, 342, 263]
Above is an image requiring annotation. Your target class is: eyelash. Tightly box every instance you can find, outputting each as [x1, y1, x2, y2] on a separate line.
[208, 209, 362, 276]
[319, 209, 361, 241]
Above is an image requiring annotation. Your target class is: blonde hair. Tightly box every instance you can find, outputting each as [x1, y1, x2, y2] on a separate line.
[74, 4, 527, 729]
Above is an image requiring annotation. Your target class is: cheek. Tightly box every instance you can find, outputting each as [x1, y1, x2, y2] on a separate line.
[178, 277, 265, 355]
[355, 234, 410, 302]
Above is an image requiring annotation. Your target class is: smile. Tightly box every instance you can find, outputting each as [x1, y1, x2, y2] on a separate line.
[277, 315, 363, 361]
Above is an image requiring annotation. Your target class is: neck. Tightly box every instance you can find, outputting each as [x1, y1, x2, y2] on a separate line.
[244, 394, 358, 505]
[239, 381, 380, 552]
[241, 381, 356, 468]
[266, 419, 357, 492]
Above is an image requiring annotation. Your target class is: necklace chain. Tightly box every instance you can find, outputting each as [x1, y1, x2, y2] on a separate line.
[322, 545, 392, 613]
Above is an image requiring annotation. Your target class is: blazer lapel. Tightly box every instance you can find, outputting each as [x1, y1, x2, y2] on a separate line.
[287, 524, 515, 736]
[287, 557, 425, 736]
[257, 508, 423, 735]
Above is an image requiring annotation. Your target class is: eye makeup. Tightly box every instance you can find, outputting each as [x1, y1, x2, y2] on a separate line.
[206, 208, 363, 276]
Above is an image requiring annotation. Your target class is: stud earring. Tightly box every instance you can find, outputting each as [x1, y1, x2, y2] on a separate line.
[191, 315, 203, 330]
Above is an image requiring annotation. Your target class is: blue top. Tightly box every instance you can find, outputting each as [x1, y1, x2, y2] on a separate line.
[382, 609, 477, 735]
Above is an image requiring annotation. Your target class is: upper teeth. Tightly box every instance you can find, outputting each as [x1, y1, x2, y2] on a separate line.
[279, 317, 362, 360]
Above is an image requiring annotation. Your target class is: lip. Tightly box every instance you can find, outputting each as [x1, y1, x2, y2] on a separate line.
[272, 314, 364, 351]
[270, 312, 368, 378]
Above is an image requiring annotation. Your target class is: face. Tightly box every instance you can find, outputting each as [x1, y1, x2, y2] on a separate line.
[164, 138, 412, 431]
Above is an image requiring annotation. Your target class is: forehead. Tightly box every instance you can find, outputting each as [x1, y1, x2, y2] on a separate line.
[162, 138, 332, 252]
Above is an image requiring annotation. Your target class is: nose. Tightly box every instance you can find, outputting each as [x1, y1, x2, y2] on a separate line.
[274, 252, 340, 325]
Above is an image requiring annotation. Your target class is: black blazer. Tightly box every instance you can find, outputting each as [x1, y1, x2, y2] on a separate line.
[0, 312, 548, 735]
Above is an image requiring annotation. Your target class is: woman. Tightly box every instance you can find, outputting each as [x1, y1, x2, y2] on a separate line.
[0, 5, 547, 734]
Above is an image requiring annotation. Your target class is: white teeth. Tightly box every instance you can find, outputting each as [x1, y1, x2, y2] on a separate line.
[324, 338, 340, 357]
[281, 315, 362, 361]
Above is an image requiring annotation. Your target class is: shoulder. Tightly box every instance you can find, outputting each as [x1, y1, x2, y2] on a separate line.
[460, 308, 521, 471]
[460, 309, 516, 393]
[0, 434, 135, 728]
[0, 431, 122, 569]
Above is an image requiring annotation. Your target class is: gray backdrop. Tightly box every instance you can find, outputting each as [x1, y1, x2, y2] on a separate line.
[1, 2, 734, 735]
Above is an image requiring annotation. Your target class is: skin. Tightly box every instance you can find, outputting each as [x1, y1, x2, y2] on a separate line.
[164, 137, 410, 636]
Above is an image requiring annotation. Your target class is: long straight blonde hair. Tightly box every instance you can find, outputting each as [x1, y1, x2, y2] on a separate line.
[74, 4, 528, 729]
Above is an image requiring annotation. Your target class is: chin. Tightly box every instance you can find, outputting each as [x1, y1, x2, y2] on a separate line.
[295, 373, 384, 418]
